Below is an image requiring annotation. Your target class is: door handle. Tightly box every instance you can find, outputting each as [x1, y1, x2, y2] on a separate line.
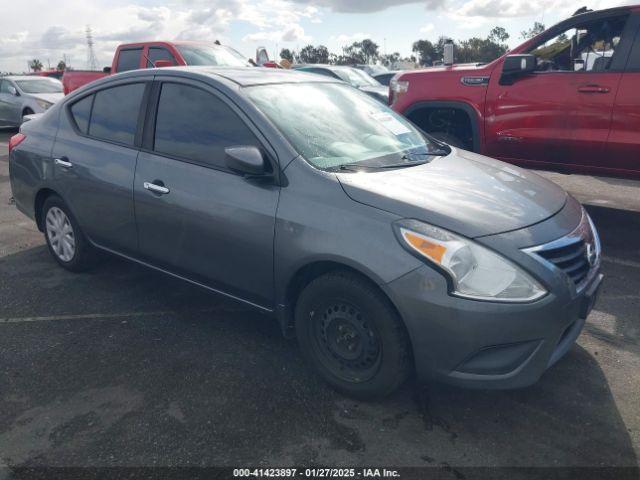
[143, 181, 170, 195]
[54, 157, 73, 168]
[577, 85, 610, 94]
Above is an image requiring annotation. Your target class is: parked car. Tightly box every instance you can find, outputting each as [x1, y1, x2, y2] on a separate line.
[62, 41, 252, 94]
[29, 70, 64, 80]
[294, 65, 389, 103]
[9, 67, 603, 398]
[391, 5, 640, 178]
[373, 70, 401, 86]
[353, 64, 389, 77]
[0, 76, 63, 126]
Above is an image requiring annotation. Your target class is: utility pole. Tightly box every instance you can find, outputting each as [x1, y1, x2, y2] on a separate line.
[86, 25, 99, 71]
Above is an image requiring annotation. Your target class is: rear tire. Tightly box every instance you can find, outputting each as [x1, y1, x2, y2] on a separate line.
[42, 195, 96, 272]
[295, 271, 412, 399]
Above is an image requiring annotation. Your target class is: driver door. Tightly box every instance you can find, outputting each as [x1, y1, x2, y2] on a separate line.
[485, 13, 630, 171]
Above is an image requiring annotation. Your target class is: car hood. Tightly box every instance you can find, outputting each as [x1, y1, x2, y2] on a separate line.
[337, 149, 567, 238]
[359, 85, 388, 99]
[30, 93, 64, 104]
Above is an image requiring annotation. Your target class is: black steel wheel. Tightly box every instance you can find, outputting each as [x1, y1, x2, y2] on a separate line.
[295, 271, 412, 399]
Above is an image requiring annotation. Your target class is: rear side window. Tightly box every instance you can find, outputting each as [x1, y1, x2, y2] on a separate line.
[117, 48, 143, 72]
[70, 95, 94, 134]
[147, 47, 176, 67]
[89, 83, 145, 146]
[153, 83, 259, 170]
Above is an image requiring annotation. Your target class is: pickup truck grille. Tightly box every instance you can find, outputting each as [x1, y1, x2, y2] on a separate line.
[526, 209, 600, 292]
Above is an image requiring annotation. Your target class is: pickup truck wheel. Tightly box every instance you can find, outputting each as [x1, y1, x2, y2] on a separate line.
[42, 195, 96, 272]
[430, 132, 466, 149]
[295, 271, 412, 399]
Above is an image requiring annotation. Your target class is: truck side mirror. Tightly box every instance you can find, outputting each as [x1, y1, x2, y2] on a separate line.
[500, 54, 536, 85]
[7, 85, 18, 96]
[103, 66, 112, 74]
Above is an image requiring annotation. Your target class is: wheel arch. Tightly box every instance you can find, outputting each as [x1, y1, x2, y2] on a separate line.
[404, 100, 482, 152]
[276, 258, 408, 342]
[33, 187, 61, 231]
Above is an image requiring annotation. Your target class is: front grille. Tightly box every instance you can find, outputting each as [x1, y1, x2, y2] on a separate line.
[535, 239, 590, 286]
[525, 209, 600, 292]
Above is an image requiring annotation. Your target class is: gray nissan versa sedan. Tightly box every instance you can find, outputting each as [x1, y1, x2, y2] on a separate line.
[9, 67, 603, 398]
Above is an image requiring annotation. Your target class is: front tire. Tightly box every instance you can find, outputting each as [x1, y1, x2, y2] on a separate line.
[295, 271, 412, 399]
[42, 195, 96, 272]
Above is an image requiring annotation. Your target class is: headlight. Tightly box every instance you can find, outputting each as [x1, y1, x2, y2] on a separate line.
[389, 78, 409, 105]
[395, 219, 547, 302]
[35, 99, 53, 110]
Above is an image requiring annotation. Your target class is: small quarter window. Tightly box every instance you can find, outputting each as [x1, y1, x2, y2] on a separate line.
[70, 95, 94, 134]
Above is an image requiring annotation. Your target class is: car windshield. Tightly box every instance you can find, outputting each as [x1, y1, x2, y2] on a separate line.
[15, 79, 63, 94]
[246, 82, 446, 171]
[338, 68, 380, 87]
[176, 44, 251, 67]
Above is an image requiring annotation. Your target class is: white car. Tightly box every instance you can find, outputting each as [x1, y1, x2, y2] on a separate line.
[0, 76, 64, 127]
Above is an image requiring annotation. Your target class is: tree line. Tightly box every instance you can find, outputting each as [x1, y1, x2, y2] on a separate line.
[280, 22, 546, 67]
[27, 59, 66, 72]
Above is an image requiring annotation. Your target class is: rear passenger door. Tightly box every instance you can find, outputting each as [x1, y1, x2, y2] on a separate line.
[133, 79, 280, 308]
[51, 79, 150, 255]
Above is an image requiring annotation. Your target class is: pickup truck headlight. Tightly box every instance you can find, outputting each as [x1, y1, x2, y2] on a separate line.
[35, 99, 53, 110]
[395, 219, 546, 302]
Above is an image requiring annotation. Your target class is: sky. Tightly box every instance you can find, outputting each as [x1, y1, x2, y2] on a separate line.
[0, 0, 633, 72]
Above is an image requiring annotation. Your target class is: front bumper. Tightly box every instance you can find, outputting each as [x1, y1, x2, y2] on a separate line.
[383, 261, 603, 390]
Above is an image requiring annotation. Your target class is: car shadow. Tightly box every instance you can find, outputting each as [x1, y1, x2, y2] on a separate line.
[0, 244, 637, 473]
[584, 205, 640, 349]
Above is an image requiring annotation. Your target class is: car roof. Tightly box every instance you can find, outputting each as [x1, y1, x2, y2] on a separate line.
[152, 66, 343, 87]
[2, 76, 49, 81]
[299, 64, 355, 72]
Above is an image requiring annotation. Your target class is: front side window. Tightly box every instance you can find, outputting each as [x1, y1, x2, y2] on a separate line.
[246, 82, 445, 171]
[147, 47, 176, 67]
[117, 48, 143, 72]
[15, 79, 63, 94]
[153, 83, 259, 170]
[88, 83, 145, 145]
[529, 15, 628, 72]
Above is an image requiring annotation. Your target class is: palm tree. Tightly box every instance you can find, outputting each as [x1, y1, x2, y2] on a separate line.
[29, 59, 44, 72]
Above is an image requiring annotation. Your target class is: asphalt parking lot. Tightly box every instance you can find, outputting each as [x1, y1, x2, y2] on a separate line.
[1, 127, 639, 476]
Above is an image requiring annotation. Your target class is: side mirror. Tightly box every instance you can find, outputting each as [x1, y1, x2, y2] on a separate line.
[225, 146, 269, 176]
[154, 59, 174, 68]
[500, 54, 536, 84]
[103, 66, 112, 74]
[7, 85, 18, 96]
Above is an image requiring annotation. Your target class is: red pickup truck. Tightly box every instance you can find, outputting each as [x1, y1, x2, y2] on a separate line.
[62, 41, 251, 94]
[391, 5, 640, 178]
